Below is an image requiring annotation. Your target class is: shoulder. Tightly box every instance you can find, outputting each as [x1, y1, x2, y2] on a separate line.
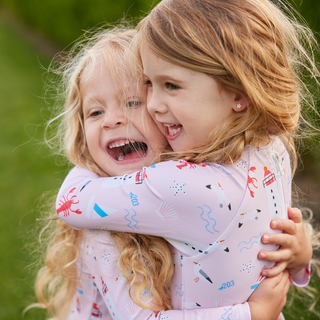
[65, 166, 100, 182]
[84, 229, 116, 247]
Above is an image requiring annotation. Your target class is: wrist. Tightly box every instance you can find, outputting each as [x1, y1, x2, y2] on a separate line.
[288, 266, 303, 277]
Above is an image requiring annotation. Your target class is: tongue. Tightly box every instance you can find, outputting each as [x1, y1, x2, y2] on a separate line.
[119, 149, 144, 161]
[111, 142, 147, 161]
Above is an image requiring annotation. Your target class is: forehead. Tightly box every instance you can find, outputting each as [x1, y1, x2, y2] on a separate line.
[80, 59, 142, 103]
[141, 46, 199, 79]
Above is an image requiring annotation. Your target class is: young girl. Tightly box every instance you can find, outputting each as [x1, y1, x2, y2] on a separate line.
[35, 28, 173, 318]
[37, 27, 290, 320]
[56, 0, 319, 317]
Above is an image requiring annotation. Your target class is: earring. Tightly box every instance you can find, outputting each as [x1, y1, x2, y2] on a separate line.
[236, 103, 242, 109]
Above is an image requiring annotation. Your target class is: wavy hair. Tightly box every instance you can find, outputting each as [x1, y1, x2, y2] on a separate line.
[134, 0, 320, 171]
[133, 0, 320, 315]
[32, 26, 174, 319]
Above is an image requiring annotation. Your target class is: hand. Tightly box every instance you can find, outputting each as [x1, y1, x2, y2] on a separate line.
[258, 207, 312, 277]
[248, 270, 290, 320]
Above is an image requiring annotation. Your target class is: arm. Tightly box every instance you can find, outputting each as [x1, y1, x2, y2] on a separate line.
[258, 207, 312, 285]
[84, 230, 252, 320]
[56, 163, 244, 250]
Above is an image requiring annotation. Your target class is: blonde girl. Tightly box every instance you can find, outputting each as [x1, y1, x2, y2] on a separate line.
[34, 28, 174, 319]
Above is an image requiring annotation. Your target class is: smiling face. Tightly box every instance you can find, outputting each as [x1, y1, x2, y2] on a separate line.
[81, 60, 167, 176]
[141, 47, 236, 152]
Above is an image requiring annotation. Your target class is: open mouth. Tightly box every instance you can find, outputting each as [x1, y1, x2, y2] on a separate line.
[164, 124, 182, 137]
[108, 140, 148, 161]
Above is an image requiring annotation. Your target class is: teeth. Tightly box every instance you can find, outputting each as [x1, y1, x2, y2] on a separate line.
[109, 140, 131, 149]
[117, 155, 124, 161]
[168, 126, 182, 136]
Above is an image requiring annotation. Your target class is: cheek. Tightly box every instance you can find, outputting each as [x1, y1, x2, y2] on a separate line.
[139, 116, 166, 148]
[84, 124, 97, 151]
[146, 90, 155, 113]
[149, 125, 167, 149]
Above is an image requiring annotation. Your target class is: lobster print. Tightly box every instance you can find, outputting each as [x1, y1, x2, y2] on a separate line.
[56, 187, 82, 217]
[247, 166, 258, 198]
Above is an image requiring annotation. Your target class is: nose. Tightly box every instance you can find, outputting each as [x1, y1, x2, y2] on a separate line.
[101, 106, 127, 129]
[147, 88, 168, 117]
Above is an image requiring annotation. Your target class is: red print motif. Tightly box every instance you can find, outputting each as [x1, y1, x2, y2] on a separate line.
[56, 187, 82, 217]
[176, 160, 197, 170]
[247, 167, 258, 198]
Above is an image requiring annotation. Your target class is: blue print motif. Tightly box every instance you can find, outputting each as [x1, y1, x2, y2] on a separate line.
[221, 307, 233, 320]
[174, 284, 184, 297]
[218, 280, 235, 291]
[130, 192, 139, 206]
[124, 209, 139, 230]
[198, 204, 219, 234]
[238, 233, 262, 253]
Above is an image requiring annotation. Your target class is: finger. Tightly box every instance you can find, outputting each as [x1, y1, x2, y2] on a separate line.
[270, 219, 296, 234]
[262, 270, 284, 288]
[285, 274, 291, 294]
[288, 207, 302, 223]
[258, 248, 291, 262]
[261, 261, 287, 278]
[261, 233, 292, 246]
[279, 270, 290, 295]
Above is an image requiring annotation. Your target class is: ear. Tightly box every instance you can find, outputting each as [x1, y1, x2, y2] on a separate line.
[233, 94, 251, 112]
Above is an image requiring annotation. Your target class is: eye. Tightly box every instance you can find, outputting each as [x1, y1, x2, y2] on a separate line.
[144, 80, 153, 87]
[166, 82, 179, 91]
[127, 100, 142, 108]
[90, 110, 104, 117]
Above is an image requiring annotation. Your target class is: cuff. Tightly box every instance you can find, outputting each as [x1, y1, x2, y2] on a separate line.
[289, 262, 311, 287]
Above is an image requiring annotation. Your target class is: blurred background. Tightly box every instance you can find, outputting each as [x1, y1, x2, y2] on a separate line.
[0, 0, 319, 319]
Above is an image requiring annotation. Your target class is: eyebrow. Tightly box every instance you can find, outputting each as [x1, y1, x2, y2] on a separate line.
[143, 73, 186, 84]
[82, 96, 105, 110]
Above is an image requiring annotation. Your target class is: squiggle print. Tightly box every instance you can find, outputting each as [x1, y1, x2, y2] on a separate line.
[238, 233, 262, 253]
[198, 204, 219, 234]
[124, 209, 139, 230]
[174, 284, 184, 297]
[213, 164, 232, 175]
[222, 307, 233, 320]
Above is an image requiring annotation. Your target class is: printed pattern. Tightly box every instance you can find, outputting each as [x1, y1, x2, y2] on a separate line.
[60, 139, 310, 319]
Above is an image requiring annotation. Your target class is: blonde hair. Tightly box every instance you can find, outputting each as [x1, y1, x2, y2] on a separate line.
[133, 0, 320, 314]
[33, 26, 173, 319]
[134, 0, 320, 171]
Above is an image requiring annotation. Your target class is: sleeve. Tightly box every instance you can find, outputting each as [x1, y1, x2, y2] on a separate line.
[289, 263, 311, 287]
[56, 162, 243, 247]
[83, 230, 252, 320]
[67, 247, 111, 320]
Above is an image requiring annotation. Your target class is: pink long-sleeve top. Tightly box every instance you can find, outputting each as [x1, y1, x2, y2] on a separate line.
[59, 138, 310, 319]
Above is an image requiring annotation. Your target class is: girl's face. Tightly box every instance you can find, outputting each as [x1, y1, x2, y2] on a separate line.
[81, 61, 167, 176]
[142, 47, 235, 152]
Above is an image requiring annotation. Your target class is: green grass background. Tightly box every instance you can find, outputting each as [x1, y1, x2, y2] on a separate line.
[0, 1, 319, 319]
[0, 16, 68, 320]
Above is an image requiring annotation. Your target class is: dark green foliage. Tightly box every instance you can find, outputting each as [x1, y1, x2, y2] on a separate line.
[289, 0, 320, 38]
[0, 0, 161, 47]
